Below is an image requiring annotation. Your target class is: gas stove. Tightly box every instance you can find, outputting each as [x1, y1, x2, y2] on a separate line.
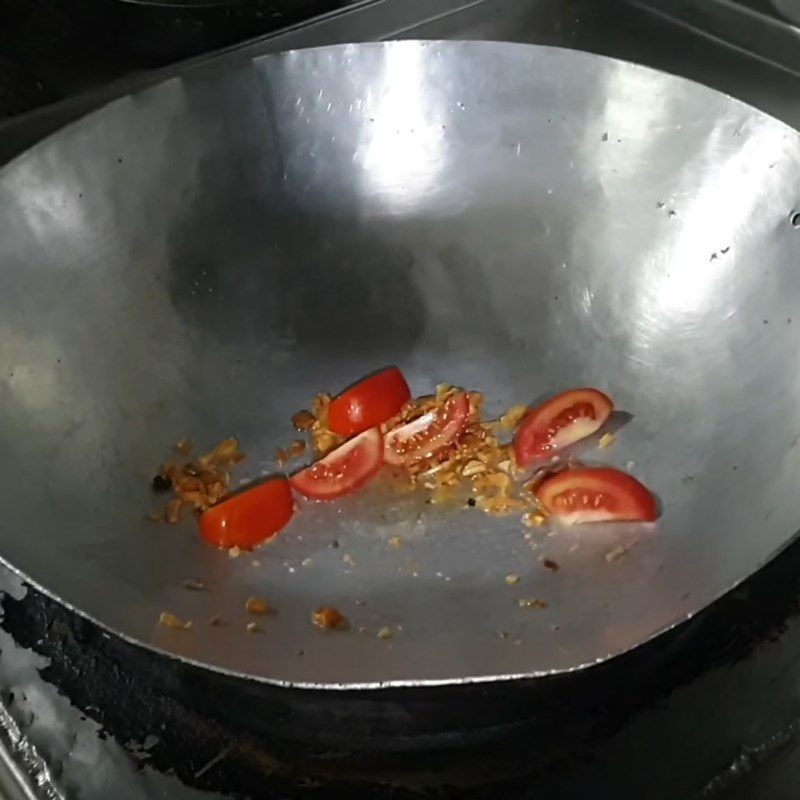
[2, 1, 800, 799]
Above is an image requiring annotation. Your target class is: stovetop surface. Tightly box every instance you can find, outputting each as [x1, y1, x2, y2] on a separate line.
[3, 1, 800, 798]
[0, 0, 357, 108]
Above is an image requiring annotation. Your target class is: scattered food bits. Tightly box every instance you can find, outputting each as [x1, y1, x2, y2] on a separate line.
[150, 436, 245, 520]
[287, 439, 307, 458]
[598, 432, 616, 449]
[245, 596, 270, 615]
[523, 511, 546, 527]
[246, 622, 262, 634]
[211, 438, 241, 462]
[606, 545, 631, 563]
[437, 383, 455, 401]
[474, 471, 511, 492]
[291, 410, 316, 431]
[149, 377, 657, 628]
[209, 616, 225, 627]
[182, 579, 205, 591]
[478, 493, 527, 516]
[165, 498, 183, 524]
[462, 460, 487, 477]
[159, 612, 191, 630]
[314, 431, 342, 456]
[518, 598, 548, 609]
[499, 404, 529, 431]
[312, 607, 346, 630]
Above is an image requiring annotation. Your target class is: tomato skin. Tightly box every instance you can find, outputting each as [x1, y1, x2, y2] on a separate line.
[198, 476, 294, 550]
[328, 367, 411, 437]
[290, 428, 383, 500]
[535, 467, 657, 524]
[383, 392, 470, 467]
[514, 388, 613, 467]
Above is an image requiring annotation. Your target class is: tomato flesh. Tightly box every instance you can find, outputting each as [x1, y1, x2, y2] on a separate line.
[514, 388, 613, 467]
[384, 392, 470, 467]
[198, 476, 294, 549]
[536, 467, 657, 524]
[290, 428, 383, 500]
[327, 367, 411, 437]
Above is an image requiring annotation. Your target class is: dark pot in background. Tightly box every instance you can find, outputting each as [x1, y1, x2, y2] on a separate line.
[0, 0, 32, 24]
[52, 0, 345, 63]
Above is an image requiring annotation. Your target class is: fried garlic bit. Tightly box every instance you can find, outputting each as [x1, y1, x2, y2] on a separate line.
[312, 607, 346, 630]
[303, 393, 345, 456]
[245, 596, 270, 615]
[159, 612, 191, 630]
[151, 437, 246, 522]
[518, 598, 548, 610]
[598, 432, 616, 449]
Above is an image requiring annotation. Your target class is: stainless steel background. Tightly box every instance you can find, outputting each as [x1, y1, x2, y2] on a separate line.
[1, 41, 800, 688]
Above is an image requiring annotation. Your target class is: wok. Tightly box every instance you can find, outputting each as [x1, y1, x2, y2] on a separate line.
[0, 41, 799, 690]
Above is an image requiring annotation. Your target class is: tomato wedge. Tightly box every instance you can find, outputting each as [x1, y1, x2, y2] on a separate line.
[384, 392, 470, 467]
[535, 467, 657, 524]
[290, 428, 383, 500]
[513, 388, 613, 467]
[328, 367, 411, 437]
[198, 476, 294, 550]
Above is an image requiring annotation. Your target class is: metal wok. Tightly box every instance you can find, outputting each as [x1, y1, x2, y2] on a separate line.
[0, 41, 799, 690]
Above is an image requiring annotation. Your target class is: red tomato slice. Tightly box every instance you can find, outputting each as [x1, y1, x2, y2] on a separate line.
[536, 467, 657, 524]
[384, 392, 470, 467]
[328, 367, 411, 437]
[198, 476, 294, 550]
[290, 428, 383, 500]
[513, 388, 613, 467]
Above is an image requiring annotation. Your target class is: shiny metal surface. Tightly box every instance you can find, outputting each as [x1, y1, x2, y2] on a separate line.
[1, 41, 800, 688]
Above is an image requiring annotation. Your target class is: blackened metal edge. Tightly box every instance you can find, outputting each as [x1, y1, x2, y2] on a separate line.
[5, 531, 800, 797]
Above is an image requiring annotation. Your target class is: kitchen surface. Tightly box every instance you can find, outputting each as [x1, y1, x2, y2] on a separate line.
[2, 1, 800, 798]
